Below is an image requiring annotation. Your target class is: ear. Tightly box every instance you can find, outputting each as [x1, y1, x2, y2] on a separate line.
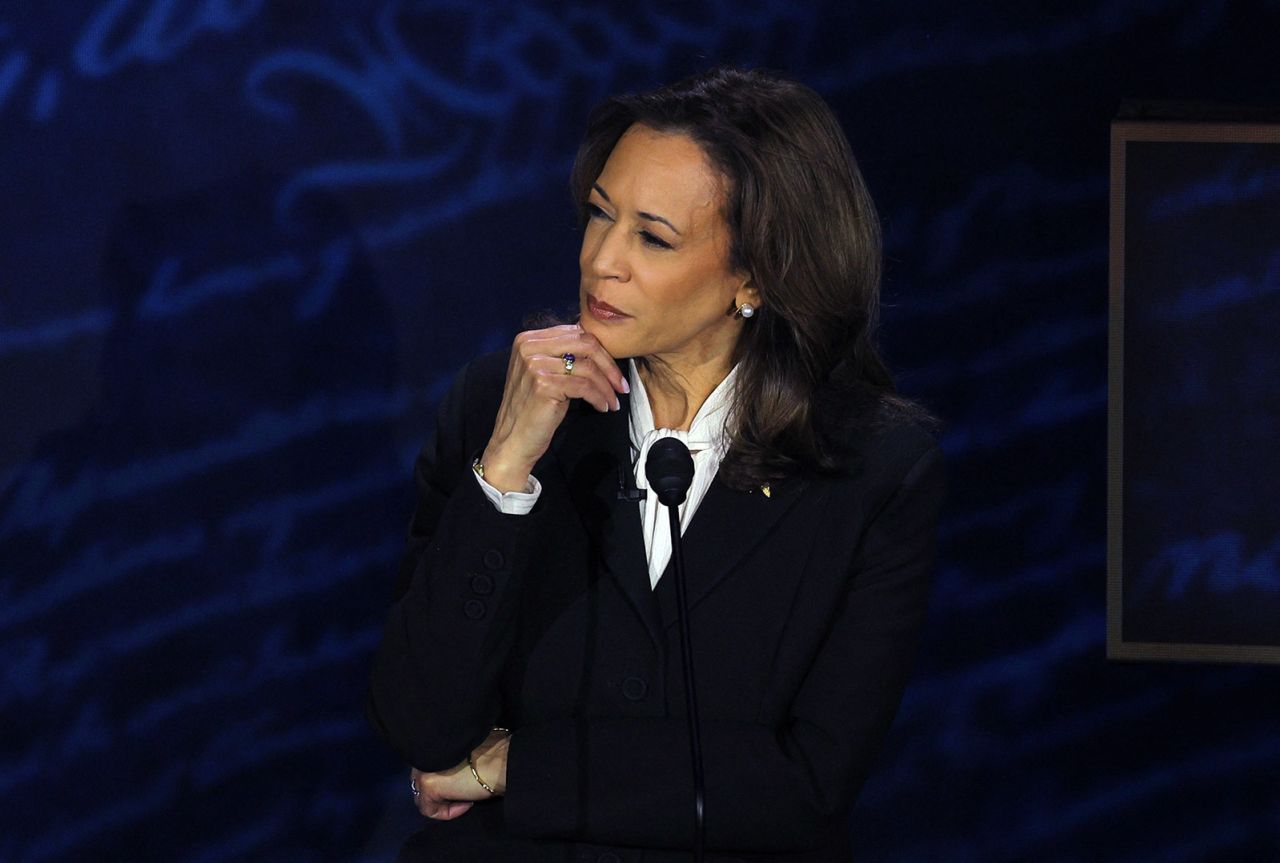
[735, 277, 761, 310]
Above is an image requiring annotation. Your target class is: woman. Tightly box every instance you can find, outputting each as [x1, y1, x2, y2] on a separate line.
[367, 66, 945, 862]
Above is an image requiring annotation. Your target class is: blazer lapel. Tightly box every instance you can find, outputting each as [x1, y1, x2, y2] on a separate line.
[549, 389, 667, 654]
[547, 366, 811, 647]
[652, 472, 808, 632]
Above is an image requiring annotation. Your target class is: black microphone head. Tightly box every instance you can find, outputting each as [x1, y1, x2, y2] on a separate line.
[645, 437, 695, 507]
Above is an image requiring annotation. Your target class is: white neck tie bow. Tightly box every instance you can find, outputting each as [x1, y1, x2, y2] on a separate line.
[632, 427, 716, 491]
[625, 358, 740, 588]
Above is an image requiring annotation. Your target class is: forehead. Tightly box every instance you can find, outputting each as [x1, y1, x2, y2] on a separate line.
[596, 124, 724, 227]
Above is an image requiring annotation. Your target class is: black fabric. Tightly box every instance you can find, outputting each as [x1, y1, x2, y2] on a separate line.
[368, 348, 946, 861]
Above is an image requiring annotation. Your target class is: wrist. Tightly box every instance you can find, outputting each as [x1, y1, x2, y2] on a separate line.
[470, 729, 510, 796]
[479, 444, 534, 494]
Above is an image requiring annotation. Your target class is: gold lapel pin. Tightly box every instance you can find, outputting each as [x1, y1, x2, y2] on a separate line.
[760, 483, 771, 498]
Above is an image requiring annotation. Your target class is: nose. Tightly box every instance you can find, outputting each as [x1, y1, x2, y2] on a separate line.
[584, 220, 630, 282]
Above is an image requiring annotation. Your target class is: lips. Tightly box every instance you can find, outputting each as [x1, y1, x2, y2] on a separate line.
[587, 295, 631, 320]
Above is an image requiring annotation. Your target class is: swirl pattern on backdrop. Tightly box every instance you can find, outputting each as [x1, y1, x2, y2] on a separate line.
[2, 1, 1278, 860]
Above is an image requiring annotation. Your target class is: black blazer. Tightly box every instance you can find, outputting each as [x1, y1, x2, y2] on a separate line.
[367, 349, 946, 862]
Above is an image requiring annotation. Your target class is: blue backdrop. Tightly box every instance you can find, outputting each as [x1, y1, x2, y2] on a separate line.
[3, 2, 1279, 861]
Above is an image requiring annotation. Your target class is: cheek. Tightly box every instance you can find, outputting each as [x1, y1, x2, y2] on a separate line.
[656, 261, 731, 314]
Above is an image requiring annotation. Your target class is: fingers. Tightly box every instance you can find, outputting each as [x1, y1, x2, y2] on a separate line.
[514, 326, 629, 398]
[410, 768, 433, 818]
[527, 356, 619, 413]
[570, 330, 629, 397]
[411, 768, 475, 821]
[423, 799, 474, 820]
[487, 325, 630, 470]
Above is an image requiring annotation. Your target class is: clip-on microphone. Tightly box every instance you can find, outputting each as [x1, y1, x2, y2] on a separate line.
[645, 437, 705, 862]
[617, 462, 648, 501]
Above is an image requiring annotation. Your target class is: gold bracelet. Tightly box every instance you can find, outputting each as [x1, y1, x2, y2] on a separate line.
[467, 752, 496, 794]
[467, 727, 511, 795]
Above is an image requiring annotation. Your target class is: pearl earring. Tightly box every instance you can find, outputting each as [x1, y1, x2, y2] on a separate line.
[736, 302, 756, 319]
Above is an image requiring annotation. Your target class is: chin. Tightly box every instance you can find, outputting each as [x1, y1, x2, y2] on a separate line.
[593, 334, 632, 361]
[576, 317, 617, 357]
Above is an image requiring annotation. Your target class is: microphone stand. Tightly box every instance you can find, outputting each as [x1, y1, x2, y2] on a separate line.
[668, 500, 705, 862]
[645, 438, 705, 862]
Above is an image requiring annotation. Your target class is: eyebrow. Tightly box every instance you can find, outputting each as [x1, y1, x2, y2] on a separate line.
[592, 183, 682, 235]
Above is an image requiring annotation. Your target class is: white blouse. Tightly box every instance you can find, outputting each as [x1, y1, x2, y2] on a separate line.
[473, 358, 738, 590]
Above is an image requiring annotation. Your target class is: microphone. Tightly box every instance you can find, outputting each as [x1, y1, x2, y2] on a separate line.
[617, 462, 648, 501]
[644, 437, 705, 862]
[644, 437, 695, 506]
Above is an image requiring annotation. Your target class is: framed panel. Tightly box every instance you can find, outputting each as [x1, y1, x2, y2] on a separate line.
[1108, 119, 1280, 663]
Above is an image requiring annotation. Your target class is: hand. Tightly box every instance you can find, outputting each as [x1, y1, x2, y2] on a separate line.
[410, 729, 511, 821]
[482, 324, 630, 491]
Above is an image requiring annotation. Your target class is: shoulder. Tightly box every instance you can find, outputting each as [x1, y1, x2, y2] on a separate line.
[438, 348, 510, 427]
[421, 348, 513, 473]
[864, 409, 942, 474]
[460, 347, 512, 396]
[816, 401, 946, 505]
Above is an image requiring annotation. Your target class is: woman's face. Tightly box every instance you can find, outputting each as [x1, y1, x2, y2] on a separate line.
[578, 123, 755, 370]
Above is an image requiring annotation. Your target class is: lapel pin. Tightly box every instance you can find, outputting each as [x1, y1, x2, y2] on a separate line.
[760, 483, 771, 498]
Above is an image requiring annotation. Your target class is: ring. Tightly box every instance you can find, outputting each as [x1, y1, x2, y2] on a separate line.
[562, 353, 575, 375]
[411, 780, 420, 797]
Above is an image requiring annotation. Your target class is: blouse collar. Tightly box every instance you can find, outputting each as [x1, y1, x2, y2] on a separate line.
[627, 357, 739, 488]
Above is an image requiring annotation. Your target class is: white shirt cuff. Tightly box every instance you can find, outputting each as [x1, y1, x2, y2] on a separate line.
[472, 467, 542, 514]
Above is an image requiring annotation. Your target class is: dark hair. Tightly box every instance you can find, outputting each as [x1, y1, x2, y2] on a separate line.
[569, 66, 939, 488]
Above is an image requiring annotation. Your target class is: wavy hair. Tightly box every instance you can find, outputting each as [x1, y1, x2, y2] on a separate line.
[567, 66, 939, 488]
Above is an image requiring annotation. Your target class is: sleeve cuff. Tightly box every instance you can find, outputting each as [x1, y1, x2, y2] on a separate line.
[472, 467, 542, 514]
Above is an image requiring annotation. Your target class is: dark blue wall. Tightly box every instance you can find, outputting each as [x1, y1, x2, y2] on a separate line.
[2, 2, 1278, 861]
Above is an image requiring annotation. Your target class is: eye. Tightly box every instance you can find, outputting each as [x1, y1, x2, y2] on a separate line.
[585, 202, 611, 221]
[639, 230, 673, 250]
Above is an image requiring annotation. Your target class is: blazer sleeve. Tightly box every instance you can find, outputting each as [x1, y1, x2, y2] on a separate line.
[365, 356, 548, 772]
[502, 439, 946, 853]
